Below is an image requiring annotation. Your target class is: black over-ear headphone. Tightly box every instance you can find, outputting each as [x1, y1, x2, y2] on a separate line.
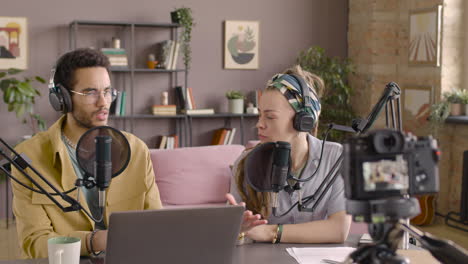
[48, 68, 73, 113]
[290, 74, 317, 132]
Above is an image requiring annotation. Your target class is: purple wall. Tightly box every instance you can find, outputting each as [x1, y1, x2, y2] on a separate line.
[0, 0, 348, 147]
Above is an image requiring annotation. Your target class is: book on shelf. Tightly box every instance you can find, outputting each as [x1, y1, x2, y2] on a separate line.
[186, 88, 193, 110]
[227, 127, 236, 145]
[158, 134, 179, 149]
[217, 129, 228, 145]
[114, 91, 123, 116]
[175, 86, 187, 111]
[187, 87, 196, 110]
[211, 128, 236, 145]
[152, 105, 177, 116]
[101, 48, 128, 67]
[159, 136, 168, 149]
[170, 41, 180, 70]
[223, 129, 231, 145]
[101, 48, 127, 55]
[120, 91, 127, 116]
[210, 129, 222, 145]
[181, 108, 215, 115]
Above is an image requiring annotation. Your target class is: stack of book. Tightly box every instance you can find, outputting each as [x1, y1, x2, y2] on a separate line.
[152, 105, 177, 116]
[100, 48, 128, 67]
[110, 91, 127, 116]
[211, 128, 236, 145]
[158, 135, 179, 149]
[155, 40, 180, 70]
[175, 86, 215, 115]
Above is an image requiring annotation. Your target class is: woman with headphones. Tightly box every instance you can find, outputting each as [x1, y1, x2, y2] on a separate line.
[227, 65, 351, 244]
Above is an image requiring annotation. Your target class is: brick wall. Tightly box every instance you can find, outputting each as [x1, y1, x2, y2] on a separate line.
[348, 0, 465, 216]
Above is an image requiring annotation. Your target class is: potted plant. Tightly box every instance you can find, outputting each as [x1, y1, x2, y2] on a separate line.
[297, 46, 355, 142]
[0, 68, 46, 133]
[443, 89, 468, 116]
[171, 7, 195, 70]
[460, 90, 468, 115]
[226, 90, 244, 114]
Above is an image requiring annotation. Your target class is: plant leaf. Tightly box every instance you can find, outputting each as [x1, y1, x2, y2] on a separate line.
[7, 68, 22, 75]
[35, 76, 46, 83]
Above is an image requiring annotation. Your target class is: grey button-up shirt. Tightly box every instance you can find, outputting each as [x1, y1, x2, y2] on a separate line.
[230, 134, 346, 224]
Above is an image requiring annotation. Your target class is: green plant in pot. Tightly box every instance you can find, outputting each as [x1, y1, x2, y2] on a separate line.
[443, 89, 468, 116]
[297, 46, 355, 142]
[171, 7, 195, 70]
[226, 90, 244, 114]
[0, 68, 46, 133]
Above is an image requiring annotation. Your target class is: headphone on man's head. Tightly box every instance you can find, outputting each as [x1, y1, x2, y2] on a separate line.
[289, 74, 319, 132]
[48, 67, 73, 114]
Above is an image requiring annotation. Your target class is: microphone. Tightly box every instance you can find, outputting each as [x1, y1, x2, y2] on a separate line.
[271, 141, 291, 214]
[95, 135, 112, 209]
[271, 141, 291, 191]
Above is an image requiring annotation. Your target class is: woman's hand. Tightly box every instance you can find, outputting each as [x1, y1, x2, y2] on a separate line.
[225, 193, 268, 233]
[245, 224, 277, 242]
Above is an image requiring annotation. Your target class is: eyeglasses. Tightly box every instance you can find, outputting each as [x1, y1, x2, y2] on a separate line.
[70, 88, 118, 105]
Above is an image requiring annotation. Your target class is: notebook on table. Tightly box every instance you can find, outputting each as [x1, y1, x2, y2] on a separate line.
[105, 205, 244, 264]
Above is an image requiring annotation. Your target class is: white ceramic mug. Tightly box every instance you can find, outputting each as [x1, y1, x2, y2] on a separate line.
[48, 237, 81, 264]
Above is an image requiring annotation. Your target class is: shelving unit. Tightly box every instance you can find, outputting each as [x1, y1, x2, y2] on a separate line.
[68, 20, 258, 147]
[69, 20, 188, 145]
[186, 113, 258, 146]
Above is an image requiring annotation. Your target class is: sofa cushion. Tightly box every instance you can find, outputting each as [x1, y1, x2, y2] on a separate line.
[150, 144, 245, 205]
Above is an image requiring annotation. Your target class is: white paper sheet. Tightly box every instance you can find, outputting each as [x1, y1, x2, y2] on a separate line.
[286, 247, 355, 264]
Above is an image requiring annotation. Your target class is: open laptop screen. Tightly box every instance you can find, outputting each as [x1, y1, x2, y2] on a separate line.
[105, 205, 244, 264]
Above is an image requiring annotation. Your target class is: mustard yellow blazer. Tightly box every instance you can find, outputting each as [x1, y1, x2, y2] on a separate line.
[12, 116, 162, 258]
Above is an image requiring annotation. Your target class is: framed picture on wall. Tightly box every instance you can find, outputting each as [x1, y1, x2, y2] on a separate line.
[0, 16, 28, 69]
[408, 5, 442, 67]
[402, 86, 434, 133]
[224, 20, 259, 70]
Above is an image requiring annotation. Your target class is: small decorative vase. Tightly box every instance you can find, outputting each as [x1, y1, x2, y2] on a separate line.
[228, 99, 244, 114]
[450, 103, 464, 116]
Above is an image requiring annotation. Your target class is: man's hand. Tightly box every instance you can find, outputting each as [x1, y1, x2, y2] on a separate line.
[225, 193, 268, 233]
[86, 230, 108, 253]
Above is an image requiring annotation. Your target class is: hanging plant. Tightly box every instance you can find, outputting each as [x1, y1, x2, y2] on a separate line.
[171, 7, 195, 70]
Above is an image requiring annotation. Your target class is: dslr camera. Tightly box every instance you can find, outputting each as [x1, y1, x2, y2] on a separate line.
[342, 129, 439, 201]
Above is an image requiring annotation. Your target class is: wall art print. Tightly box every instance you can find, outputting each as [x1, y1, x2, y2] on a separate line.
[224, 20, 259, 70]
[408, 5, 442, 67]
[0, 16, 28, 70]
[402, 86, 433, 134]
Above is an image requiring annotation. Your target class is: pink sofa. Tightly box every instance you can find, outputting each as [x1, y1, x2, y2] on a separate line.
[149, 143, 367, 234]
[150, 144, 245, 206]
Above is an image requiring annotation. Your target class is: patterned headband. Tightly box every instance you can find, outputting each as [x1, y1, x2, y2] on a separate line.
[267, 73, 321, 121]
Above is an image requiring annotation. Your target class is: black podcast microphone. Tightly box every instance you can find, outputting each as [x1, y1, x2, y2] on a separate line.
[271, 141, 291, 214]
[95, 135, 112, 209]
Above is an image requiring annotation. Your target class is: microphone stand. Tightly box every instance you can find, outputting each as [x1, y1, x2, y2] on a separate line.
[0, 138, 82, 212]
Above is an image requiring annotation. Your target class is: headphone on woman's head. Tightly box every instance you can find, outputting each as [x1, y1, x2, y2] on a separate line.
[289, 74, 319, 132]
[48, 67, 73, 114]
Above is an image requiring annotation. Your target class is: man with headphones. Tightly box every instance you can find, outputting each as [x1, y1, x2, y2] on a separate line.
[227, 65, 351, 244]
[11, 48, 163, 258]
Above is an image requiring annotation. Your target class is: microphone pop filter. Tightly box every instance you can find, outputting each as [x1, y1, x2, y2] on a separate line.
[76, 126, 131, 178]
[244, 142, 289, 192]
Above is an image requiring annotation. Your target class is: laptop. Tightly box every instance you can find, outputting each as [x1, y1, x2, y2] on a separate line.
[105, 205, 244, 264]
